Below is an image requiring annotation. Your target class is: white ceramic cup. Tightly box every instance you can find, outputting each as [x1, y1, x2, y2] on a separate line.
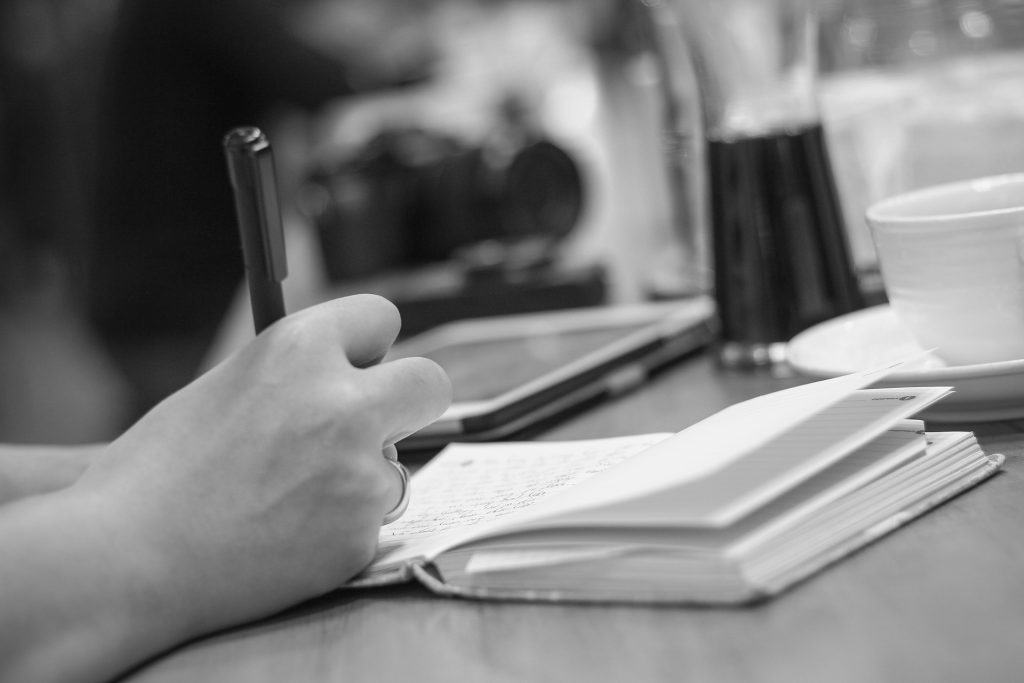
[865, 172, 1024, 366]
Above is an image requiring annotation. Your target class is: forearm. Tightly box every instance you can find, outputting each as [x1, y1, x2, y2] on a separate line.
[0, 489, 190, 683]
[0, 444, 103, 505]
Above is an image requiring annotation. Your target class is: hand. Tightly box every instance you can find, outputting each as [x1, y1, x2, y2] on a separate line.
[72, 294, 450, 634]
[1, 294, 450, 682]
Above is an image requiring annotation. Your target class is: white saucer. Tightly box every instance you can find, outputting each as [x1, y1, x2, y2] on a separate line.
[787, 304, 1024, 422]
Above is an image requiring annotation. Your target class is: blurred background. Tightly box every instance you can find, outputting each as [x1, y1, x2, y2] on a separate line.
[1, 0, 1023, 444]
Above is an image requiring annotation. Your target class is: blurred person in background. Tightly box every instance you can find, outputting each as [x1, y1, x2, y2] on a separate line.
[0, 0, 435, 440]
[0, 0, 130, 444]
[88, 0, 437, 424]
[0, 3, 453, 679]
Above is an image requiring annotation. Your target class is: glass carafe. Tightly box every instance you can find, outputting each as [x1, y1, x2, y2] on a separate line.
[667, 0, 864, 368]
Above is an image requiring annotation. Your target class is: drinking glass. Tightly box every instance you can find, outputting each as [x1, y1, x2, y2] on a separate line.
[667, 0, 864, 368]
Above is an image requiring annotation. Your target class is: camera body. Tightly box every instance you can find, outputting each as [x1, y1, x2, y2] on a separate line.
[302, 125, 606, 335]
[304, 126, 585, 281]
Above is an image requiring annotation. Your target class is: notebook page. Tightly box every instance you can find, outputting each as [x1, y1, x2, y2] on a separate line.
[452, 434, 994, 592]
[722, 422, 934, 553]
[365, 434, 670, 572]
[476, 367, 926, 532]
[436, 429, 971, 579]
[742, 433, 987, 579]
[428, 422, 928, 577]
[500, 386, 950, 531]
[758, 431, 980, 554]
[362, 363, 927, 574]
[602, 387, 950, 527]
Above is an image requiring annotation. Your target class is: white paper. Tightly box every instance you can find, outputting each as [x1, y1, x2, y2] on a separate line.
[541, 386, 950, 529]
[464, 546, 633, 575]
[490, 366, 916, 528]
[370, 434, 669, 570]
[366, 363, 943, 573]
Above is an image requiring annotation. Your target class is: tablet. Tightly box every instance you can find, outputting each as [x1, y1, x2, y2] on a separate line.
[389, 297, 715, 450]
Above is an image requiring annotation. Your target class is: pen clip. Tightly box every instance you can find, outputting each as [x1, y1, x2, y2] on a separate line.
[223, 127, 288, 282]
[251, 140, 288, 281]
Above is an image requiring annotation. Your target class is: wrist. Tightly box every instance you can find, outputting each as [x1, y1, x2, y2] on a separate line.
[0, 487, 194, 682]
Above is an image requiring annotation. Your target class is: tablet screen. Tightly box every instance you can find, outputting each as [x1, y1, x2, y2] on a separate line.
[408, 323, 649, 403]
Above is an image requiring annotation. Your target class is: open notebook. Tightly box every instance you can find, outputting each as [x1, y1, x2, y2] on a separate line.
[351, 367, 1003, 604]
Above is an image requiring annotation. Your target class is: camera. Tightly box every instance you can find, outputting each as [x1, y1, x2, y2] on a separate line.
[303, 125, 586, 280]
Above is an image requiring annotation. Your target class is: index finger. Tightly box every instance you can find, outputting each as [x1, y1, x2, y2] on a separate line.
[290, 294, 402, 368]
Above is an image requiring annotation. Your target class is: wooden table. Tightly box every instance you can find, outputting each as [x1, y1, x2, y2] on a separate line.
[124, 353, 1024, 683]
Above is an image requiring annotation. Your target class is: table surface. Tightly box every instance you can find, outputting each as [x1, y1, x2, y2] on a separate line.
[123, 351, 1024, 683]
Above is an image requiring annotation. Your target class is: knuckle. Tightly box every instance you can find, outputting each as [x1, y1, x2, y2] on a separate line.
[403, 357, 453, 401]
[349, 294, 401, 331]
[329, 375, 382, 425]
[264, 313, 315, 353]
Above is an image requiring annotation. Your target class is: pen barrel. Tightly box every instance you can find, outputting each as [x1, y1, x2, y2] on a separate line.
[224, 127, 288, 334]
[247, 274, 286, 335]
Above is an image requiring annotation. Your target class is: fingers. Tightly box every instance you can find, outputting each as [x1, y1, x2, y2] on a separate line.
[359, 356, 452, 445]
[257, 294, 448, 445]
[289, 294, 402, 368]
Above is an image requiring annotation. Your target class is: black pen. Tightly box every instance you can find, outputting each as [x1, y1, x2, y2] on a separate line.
[223, 126, 288, 334]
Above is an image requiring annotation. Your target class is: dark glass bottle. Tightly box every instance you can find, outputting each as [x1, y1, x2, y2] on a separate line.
[668, 0, 865, 368]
